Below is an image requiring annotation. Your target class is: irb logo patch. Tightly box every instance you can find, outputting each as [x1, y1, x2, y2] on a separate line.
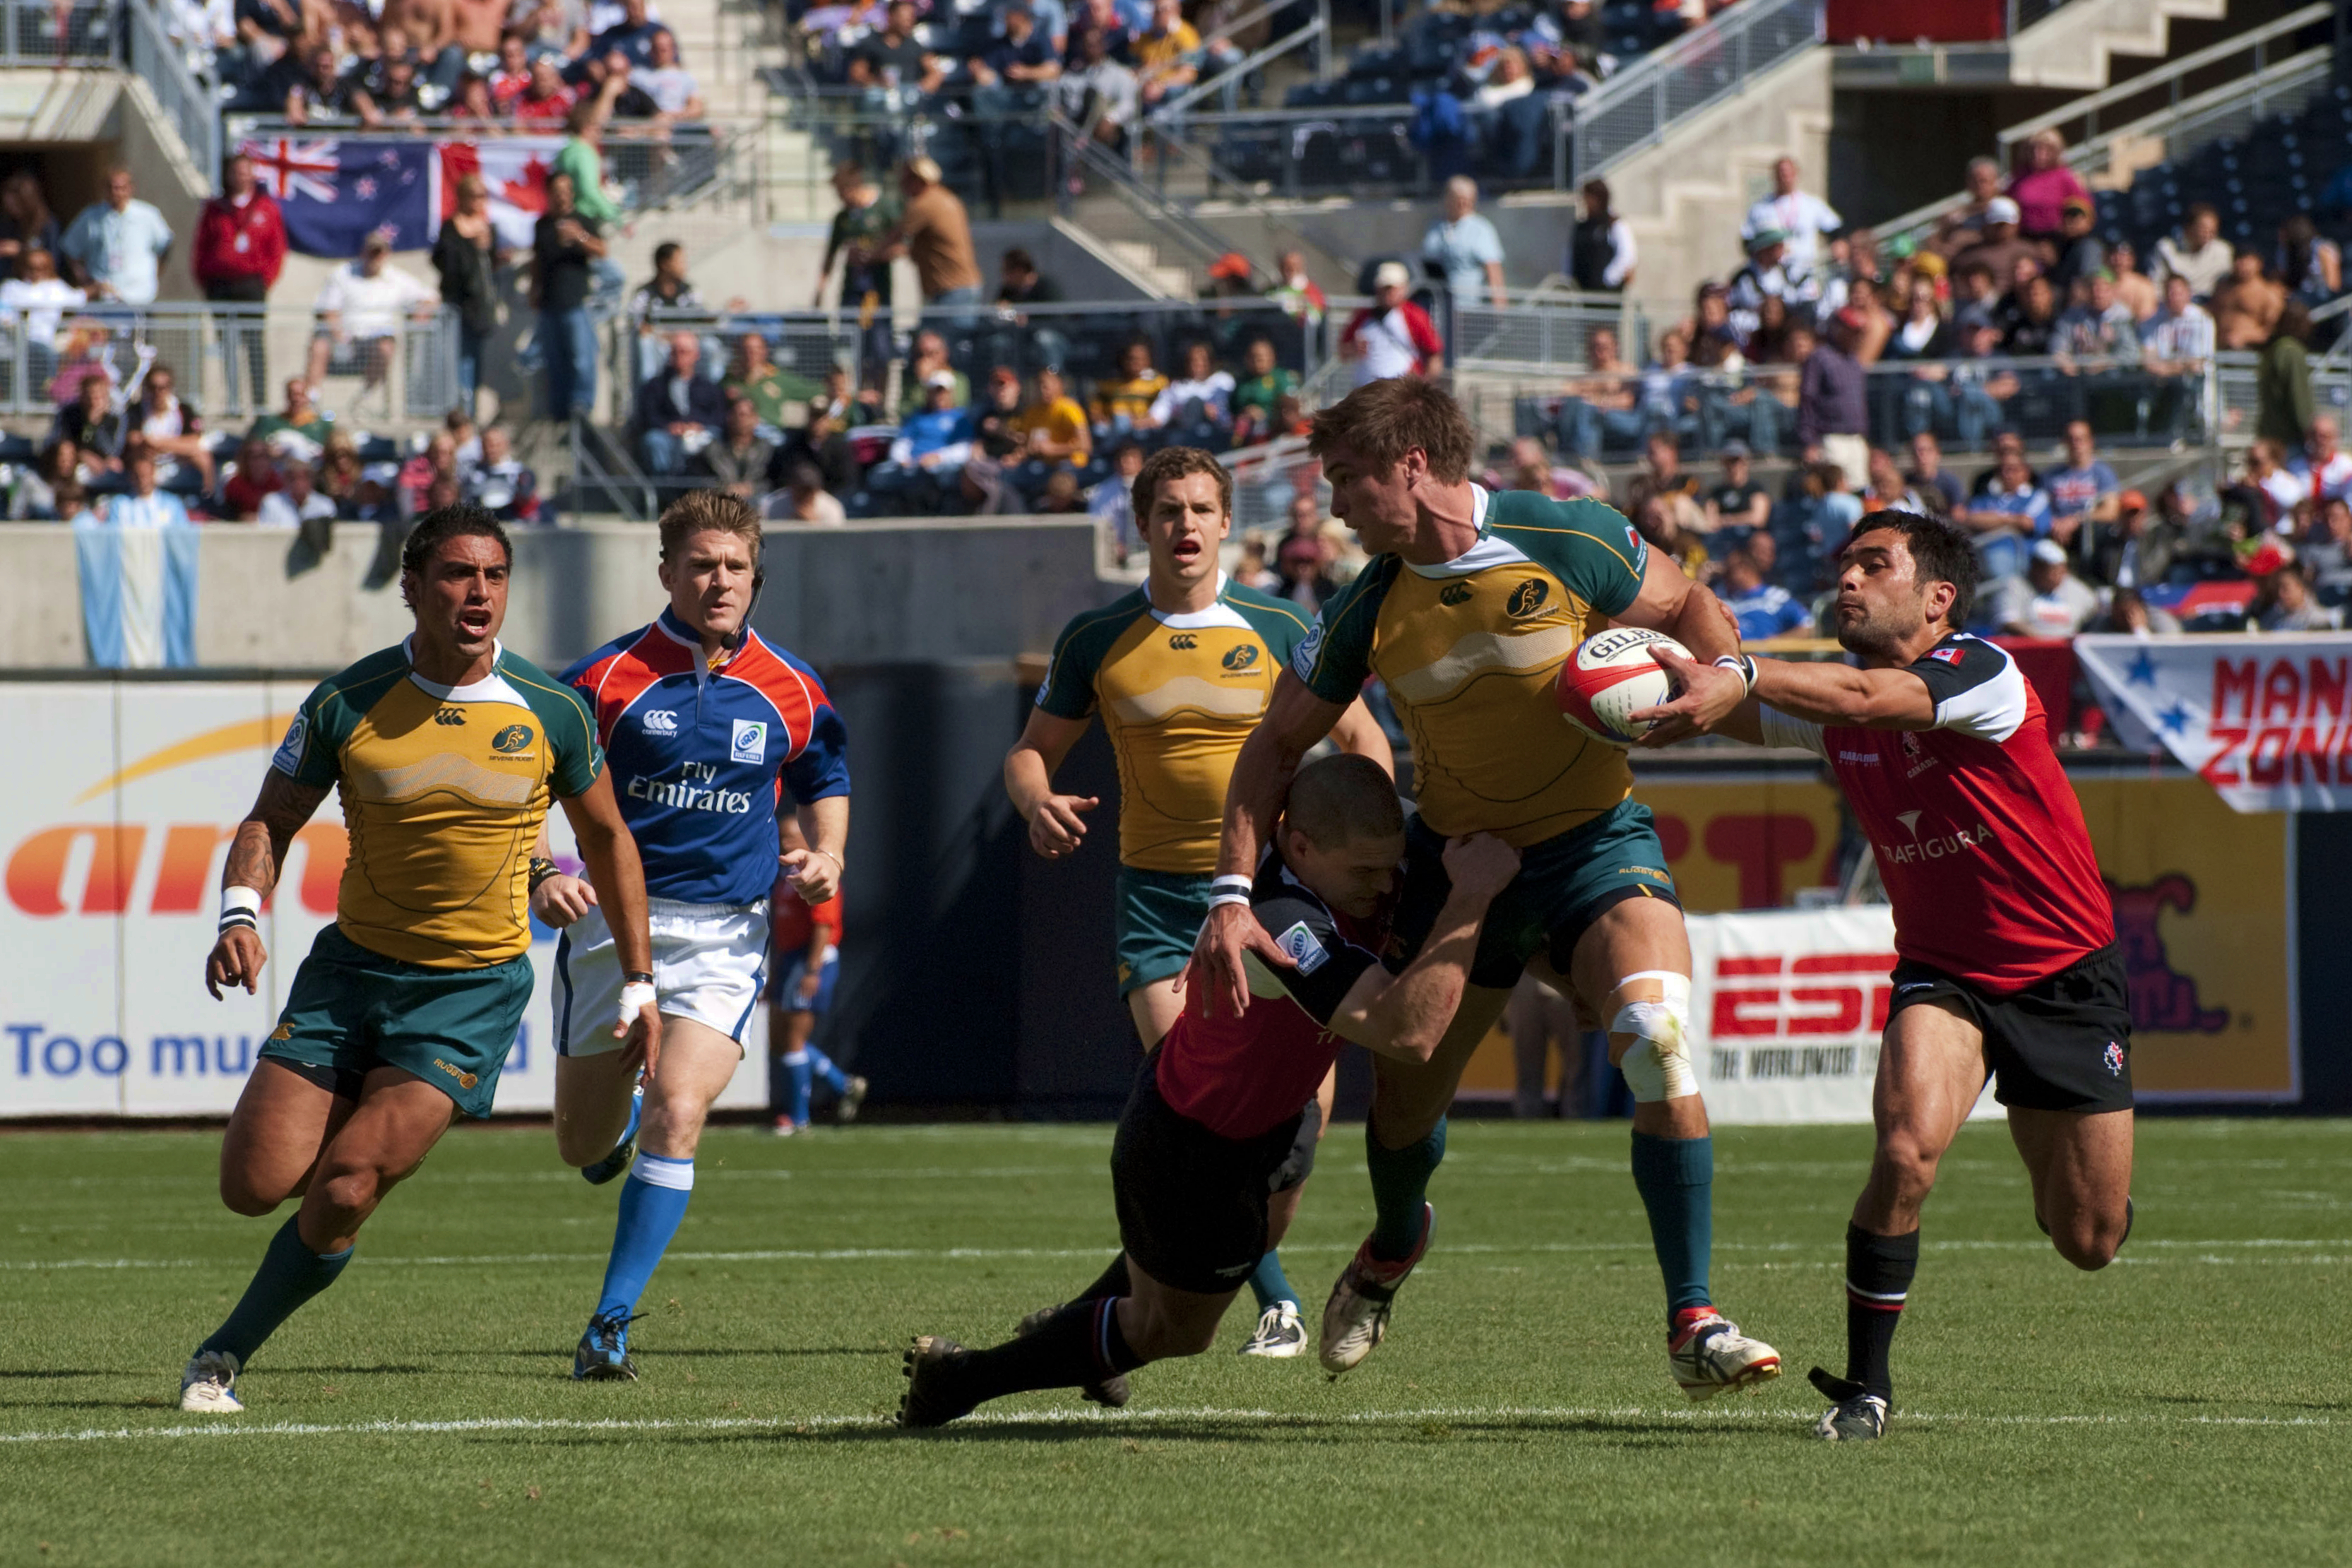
[1275, 920, 1329, 975]
[730, 719, 767, 764]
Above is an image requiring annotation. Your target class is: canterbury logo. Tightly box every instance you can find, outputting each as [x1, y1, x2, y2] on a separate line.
[1440, 583, 1473, 606]
[434, 707, 466, 726]
[1221, 643, 1259, 671]
[1507, 579, 1550, 618]
[1169, 634, 1198, 650]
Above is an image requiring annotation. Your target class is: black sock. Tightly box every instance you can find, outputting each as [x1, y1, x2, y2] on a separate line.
[957, 1298, 1149, 1405]
[1843, 1222, 1920, 1406]
[1071, 1253, 1132, 1305]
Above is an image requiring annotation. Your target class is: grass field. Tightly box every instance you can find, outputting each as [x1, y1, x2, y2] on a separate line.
[3, 1117, 2348, 1567]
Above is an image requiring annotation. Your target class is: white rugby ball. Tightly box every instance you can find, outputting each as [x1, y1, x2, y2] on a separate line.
[1555, 627, 1690, 745]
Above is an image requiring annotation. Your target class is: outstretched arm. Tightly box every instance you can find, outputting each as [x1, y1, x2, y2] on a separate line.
[205, 771, 331, 999]
[1634, 646, 1935, 742]
[1185, 672, 1348, 1017]
[1612, 543, 1743, 744]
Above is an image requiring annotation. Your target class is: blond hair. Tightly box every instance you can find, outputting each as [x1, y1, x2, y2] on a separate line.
[657, 489, 763, 563]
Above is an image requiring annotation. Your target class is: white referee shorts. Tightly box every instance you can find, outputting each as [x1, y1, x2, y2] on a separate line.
[555, 897, 771, 1057]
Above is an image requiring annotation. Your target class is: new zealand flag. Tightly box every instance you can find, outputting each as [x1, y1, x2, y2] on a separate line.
[239, 138, 437, 257]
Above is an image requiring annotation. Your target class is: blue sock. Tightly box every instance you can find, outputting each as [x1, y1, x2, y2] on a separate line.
[201, 1214, 354, 1365]
[1365, 1118, 1445, 1261]
[781, 1050, 813, 1125]
[595, 1153, 694, 1321]
[1246, 1249, 1297, 1312]
[1629, 1132, 1714, 1319]
[807, 1044, 851, 1095]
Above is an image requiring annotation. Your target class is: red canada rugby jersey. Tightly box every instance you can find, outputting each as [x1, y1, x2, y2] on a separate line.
[1762, 634, 2113, 993]
[1158, 852, 1386, 1141]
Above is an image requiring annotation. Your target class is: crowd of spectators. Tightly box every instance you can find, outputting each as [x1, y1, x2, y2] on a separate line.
[6, 347, 542, 530]
[157, 0, 711, 140]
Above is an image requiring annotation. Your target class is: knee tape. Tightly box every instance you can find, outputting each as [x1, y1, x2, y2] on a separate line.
[1611, 971, 1695, 1103]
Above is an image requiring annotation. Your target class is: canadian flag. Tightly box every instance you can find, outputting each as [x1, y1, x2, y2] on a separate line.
[439, 138, 562, 250]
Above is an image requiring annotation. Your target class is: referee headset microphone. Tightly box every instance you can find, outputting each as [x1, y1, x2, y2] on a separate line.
[726, 559, 766, 653]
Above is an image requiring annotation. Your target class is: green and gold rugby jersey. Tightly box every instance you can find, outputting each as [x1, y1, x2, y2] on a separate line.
[271, 639, 603, 968]
[1035, 576, 1314, 874]
[1292, 487, 1649, 848]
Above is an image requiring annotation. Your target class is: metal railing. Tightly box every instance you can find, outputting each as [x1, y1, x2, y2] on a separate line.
[125, 0, 222, 179]
[1149, 6, 1327, 123]
[1994, 1, 2334, 158]
[614, 295, 1334, 415]
[1563, 0, 1823, 189]
[1449, 297, 1648, 374]
[2214, 348, 2352, 447]
[0, 301, 460, 422]
[5, 0, 119, 64]
[1871, 18, 2338, 253]
[1478, 355, 2223, 463]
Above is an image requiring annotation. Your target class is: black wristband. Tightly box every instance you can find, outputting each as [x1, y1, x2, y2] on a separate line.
[623, 970, 655, 985]
[528, 857, 559, 893]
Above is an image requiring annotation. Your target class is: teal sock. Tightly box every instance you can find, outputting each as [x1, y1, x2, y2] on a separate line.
[1365, 1118, 1445, 1262]
[1629, 1131, 1714, 1319]
[1246, 1249, 1297, 1312]
[199, 1213, 354, 1365]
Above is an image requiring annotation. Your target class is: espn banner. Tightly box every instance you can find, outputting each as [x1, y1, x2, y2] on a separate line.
[1687, 906, 1997, 1124]
[2076, 633, 2352, 812]
[0, 682, 769, 1117]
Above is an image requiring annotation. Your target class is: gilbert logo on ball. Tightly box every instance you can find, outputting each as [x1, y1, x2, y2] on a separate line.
[1555, 627, 1692, 745]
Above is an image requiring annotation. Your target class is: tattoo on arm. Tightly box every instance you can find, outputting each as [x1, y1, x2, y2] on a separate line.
[222, 773, 330, 897]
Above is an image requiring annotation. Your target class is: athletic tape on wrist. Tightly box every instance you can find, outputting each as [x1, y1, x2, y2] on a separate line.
[218, 885, 261, 932]
[617, 980, 658, 1029]
[1713, 653, 1758, 696]
[1205, 891, 1253, 913]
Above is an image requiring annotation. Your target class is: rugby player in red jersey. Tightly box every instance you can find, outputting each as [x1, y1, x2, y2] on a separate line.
[897, 755, 1519, 1427]
[1638, 510, 2134, 1442]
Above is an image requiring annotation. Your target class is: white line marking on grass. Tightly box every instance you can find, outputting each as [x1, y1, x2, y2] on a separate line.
[8, 1239, 2352, 1273]
[0, 1405, 2335, 1447]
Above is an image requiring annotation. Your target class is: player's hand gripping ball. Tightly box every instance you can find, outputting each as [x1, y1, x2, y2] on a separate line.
[1556, 627, 1692, 745]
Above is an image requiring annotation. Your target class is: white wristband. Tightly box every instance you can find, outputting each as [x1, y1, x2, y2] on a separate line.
[1205, 891, 1253, 913]
[617, 980, 658, 1030]
[219, 885, 262, 930]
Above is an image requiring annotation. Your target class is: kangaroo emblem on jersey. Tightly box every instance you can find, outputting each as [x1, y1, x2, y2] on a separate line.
[434, 706, 466, 726]
[491, 724, 535, 754]
[1507, 579, 1550, 618]
[1169, 634, 1199, 651]
[1221, 643, 1259, 672]
[1440, 582, 1473, 607]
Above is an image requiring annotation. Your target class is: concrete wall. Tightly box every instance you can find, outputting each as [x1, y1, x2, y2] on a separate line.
[0, 71, 211, 303]
[0, 517, 1115, 672]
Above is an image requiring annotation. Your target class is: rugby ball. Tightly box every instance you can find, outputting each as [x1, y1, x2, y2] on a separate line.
[1556, 628, 1691, 745]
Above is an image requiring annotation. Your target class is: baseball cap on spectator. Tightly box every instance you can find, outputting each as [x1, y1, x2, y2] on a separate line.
[1833, 307, 1866, 333]
[2031, 539, 2069, 566]
[989, 365, 1020, 386]
[1208, 253, 1252, 282]
[2119, 489, 2148, 512]
[926, 369, 958, 391]
[2062, 195, 2094, 218]
[1746, 227, 1786, 253]
[1373, 261, 1412, 290]
[1983, 196, 2021, 225]
[1720, 439, 1750, 459]
[1910, 249, 1947, 280]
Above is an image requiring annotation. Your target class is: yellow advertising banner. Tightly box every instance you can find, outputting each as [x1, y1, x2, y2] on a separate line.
[2073, 774, 2295, 1101]
[1458, 770, 2296, 1105]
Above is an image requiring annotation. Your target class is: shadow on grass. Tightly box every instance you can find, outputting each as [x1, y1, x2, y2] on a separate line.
[482, 1347, 893, 1360]
[497, 1412, 1778, 1450]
